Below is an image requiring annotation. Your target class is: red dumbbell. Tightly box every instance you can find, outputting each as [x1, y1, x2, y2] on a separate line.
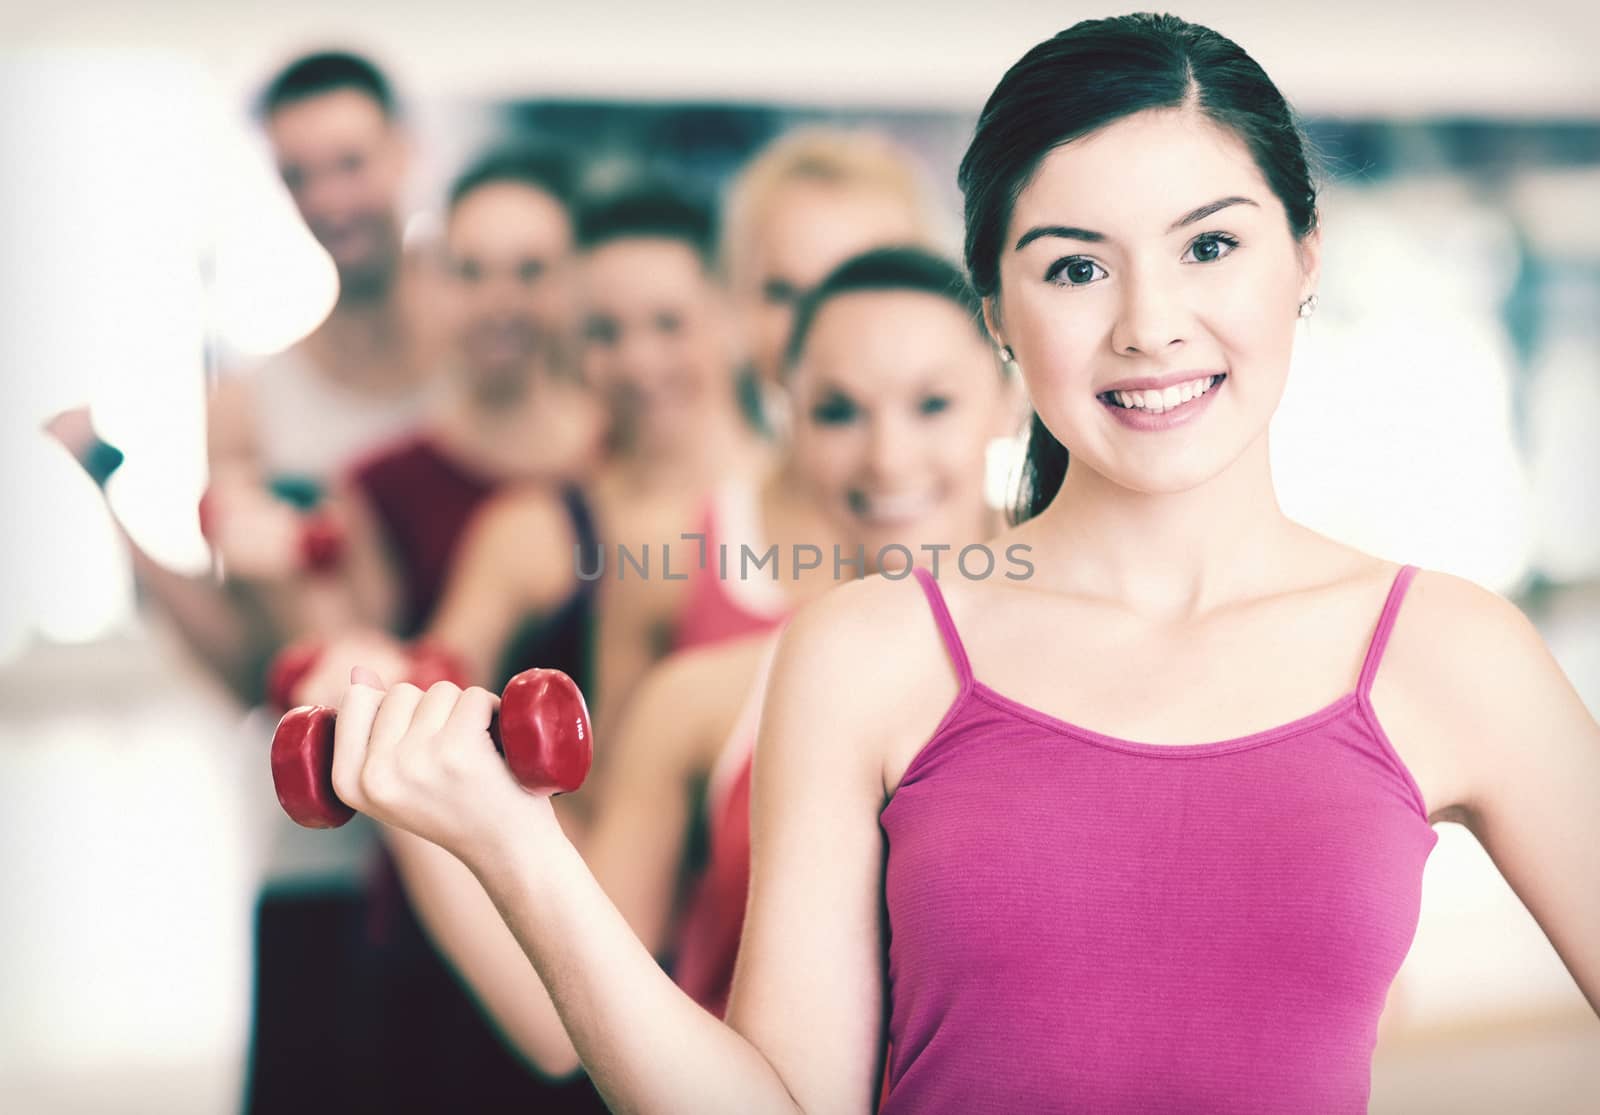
[297, 512, 345, 571]
[271, 667, 593, 829]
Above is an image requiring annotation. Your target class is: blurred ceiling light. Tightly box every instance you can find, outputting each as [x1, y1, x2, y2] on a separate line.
[205, 112, 338, 358]
[1, 50, 216, 653]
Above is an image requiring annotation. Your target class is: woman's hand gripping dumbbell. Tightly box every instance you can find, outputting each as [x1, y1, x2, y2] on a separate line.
[271, 662, 593, 832]
[198, 476, 345, 579]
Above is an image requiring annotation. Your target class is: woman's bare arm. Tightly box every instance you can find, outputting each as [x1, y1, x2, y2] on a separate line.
[376, 636, 749, 1076]
[1388, 572, 1600, 1015]
[423, 487, 576, 685]
[328, 576, 912, 1113]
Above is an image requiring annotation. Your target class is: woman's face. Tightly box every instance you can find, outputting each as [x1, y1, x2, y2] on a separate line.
[991, 108, 1319, 495]
[446, 182, 575, 383]
[739, 180, 925, 389]
[789, 289, 1008, 567]
[577, 237, 734, 449]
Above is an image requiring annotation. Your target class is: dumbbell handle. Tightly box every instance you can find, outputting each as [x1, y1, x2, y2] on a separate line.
[270, 667, 592, 829]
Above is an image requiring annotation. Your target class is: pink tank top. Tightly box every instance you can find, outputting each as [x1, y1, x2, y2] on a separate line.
[672, 753, 754, 1018]
[879, 564, 1438, 1114]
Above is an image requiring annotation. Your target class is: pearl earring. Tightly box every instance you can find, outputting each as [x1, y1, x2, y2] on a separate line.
[998, 345, 1016, 364]
[1297, 293, 1319, 319]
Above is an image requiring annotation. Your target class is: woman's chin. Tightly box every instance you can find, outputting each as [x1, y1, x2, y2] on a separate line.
[849, 524, 951, 576]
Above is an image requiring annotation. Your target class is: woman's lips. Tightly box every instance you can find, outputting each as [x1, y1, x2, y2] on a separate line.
[1098, 373, 1226, 431]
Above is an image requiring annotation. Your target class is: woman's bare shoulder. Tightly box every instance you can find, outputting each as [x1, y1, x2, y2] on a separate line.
[1367, 560, 1556, 819]
[778, 574, 940, 674]
[763, 574, 959, 788]
[1389, 564, 1533, 655]
[1289, 539, 1530, 698]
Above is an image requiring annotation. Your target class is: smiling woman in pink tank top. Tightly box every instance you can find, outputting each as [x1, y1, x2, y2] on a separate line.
[321, 13, 1600, 1114]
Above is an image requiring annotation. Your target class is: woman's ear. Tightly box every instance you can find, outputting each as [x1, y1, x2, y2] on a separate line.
[981, 295, 1028, 434]
[1297, 224, 1323, 304]
[981, 296, 1007, 355]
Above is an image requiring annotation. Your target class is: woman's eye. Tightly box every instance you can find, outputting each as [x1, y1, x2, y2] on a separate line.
[1045, 233, 1240, 288]
[811, 394, 859, 425]
[1045, 257, 1106, 288]
[1183, 232, 1240, 264]
[919, 395, 952, 416]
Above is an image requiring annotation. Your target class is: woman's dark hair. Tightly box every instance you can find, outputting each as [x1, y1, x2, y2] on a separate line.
[575, 183, 719, 270]
[784, 246, 990, 374]
[958, 13, 1322, 521]
[447, 144, 580, 213]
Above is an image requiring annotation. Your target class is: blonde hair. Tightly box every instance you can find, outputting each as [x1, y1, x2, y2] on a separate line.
[721, 127, 947, 289]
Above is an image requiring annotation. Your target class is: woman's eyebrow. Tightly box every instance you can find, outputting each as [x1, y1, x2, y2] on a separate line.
[1013, 195, 1260, 251]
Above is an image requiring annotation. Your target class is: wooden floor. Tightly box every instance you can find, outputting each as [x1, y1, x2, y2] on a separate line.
[1373, 1015, 1600, 1114]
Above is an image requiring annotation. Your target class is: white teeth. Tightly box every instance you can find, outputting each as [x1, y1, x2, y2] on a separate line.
[1108, 375, 1218, 412]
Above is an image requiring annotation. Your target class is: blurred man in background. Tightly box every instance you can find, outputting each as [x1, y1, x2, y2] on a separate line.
[222, 51, 449, 1115]
[47, 49, 442, 705]
[202, 50, 443, 694]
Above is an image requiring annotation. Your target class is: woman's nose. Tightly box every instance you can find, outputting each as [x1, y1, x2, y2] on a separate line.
[1110, 268, 1190, 357]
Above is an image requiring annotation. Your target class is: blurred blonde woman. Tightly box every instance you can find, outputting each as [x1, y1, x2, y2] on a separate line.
[661, 126, 952, 660]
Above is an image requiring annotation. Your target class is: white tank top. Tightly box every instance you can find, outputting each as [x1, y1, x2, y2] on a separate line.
[247, 344, 433, 482]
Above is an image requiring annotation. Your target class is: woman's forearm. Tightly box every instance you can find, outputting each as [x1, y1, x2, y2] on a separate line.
[468, 813, 806, 1115]
[385, 828, 582, 1077]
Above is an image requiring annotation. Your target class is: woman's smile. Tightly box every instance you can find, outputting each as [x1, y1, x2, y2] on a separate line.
[1098, 372, 1227, 430]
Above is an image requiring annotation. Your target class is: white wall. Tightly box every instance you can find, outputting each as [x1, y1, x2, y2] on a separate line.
[5, 0, 1598, 117]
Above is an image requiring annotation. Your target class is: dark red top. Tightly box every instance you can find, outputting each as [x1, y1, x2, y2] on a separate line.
[348, 434, 499, 637]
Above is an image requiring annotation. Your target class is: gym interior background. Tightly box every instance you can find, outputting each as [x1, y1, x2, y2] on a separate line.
[2, 1, 1597, 1111]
